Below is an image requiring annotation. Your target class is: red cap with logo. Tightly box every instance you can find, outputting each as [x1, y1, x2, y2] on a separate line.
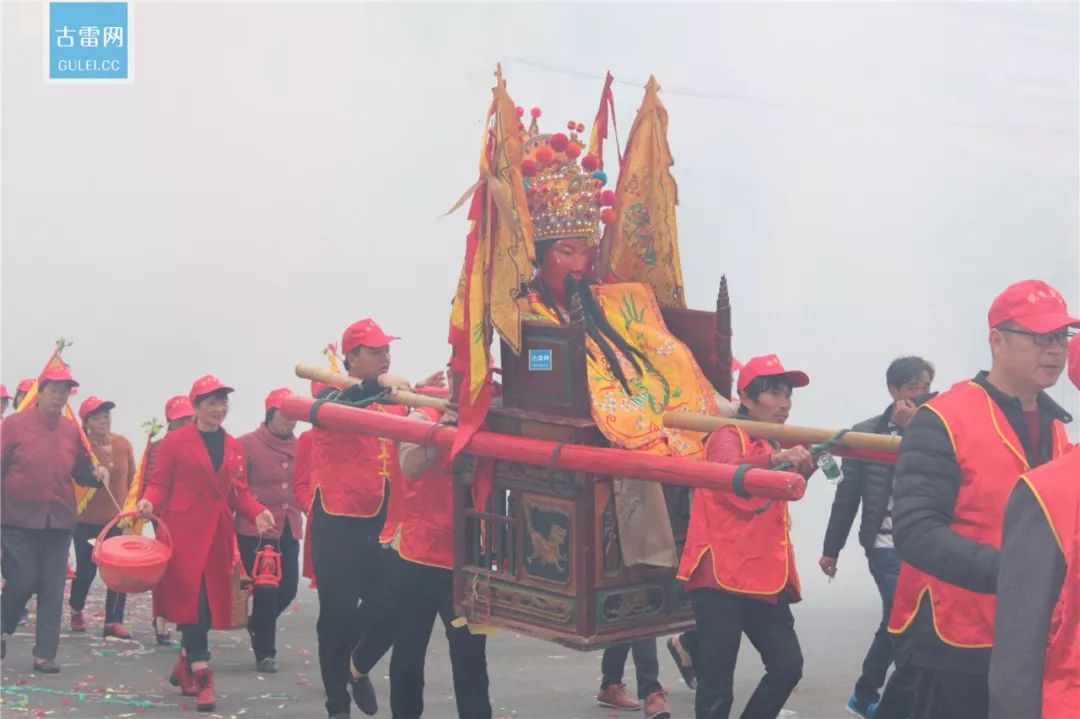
[39, 364, 79, 387]
[341, 318, 399, 355]
[264, 387, 292, 413]
[164, 395, 195, 421]
[1069, 334, 1080, 392]
[189, 375, 234, 404]
[737, 354, 810, 394]
[78, 396, 115, 422]
[16, 378, 34, 393]
[988, 279, 1080, 333]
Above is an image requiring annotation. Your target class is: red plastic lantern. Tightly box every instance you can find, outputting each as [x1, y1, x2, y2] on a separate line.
[252, 544, 282, 591]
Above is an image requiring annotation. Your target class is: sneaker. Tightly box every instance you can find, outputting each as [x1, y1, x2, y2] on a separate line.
[846, 694, 877, 719]
[349, 673, 378, 715]
[256, 656, 278, 673]
[103, 623, 131, 639]
[642, 690, 671, 719]
[666, 636, 697, 689]
[597, 683, 641, 711]
[70, 610, 86, 633]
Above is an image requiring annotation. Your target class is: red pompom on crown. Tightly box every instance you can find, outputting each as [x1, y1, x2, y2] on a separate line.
[600, 208, 616, 224]
[535, 145, 554, 165]
[581, 154, 600, 172]
[549, 133, 569, 152]
[530, 107, 542, 119]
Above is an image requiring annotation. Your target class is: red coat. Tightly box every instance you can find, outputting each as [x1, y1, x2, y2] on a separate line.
[143, 423, 265, 627]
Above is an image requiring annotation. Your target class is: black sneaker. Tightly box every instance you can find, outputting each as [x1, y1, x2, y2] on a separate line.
[349, 674, 378, 716]
[256, 657, 278, 674]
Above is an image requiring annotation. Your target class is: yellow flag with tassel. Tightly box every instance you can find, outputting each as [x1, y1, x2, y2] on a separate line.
[121, 418, 164, 534]
[599, 76, 685, 308]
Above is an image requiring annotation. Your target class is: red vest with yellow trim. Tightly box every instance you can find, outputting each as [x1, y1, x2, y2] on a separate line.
[379, 406, 454, 569]
[676, 426, 801, 600]
[309, 403, 407, 518]
[1021, 449, 1080, 717]
[888, 380, 1071, 648]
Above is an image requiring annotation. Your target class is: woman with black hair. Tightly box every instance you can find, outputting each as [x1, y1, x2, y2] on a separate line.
[677, 354, 817, 719]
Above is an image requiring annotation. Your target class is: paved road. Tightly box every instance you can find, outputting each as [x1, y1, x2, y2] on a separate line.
[0, 568, 879, 719]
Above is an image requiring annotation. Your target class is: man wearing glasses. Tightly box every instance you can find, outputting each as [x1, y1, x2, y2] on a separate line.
[887, 279, 1077, 719]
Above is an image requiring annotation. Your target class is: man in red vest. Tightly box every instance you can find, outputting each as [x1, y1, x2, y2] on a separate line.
[306, 318, 412, 719]
[676, 354, 816, 719]
[888, 279, 1077, 719]
[989, 333, 1079, 718]
[348, 377, 491, 719]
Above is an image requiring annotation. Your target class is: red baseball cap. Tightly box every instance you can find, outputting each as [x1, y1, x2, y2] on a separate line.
[189, 375, 234, 404]
[737, 354, 810, 394]
[341, 318, 399, 355]
[0, 385, 9, 400]
[78, 396, 115, 422]
[988, 280, 1080, 333]
[1069, 334, 1080, 391]
[39, 364, 79, 387]
[264, 387, 292, 412]
[164, 395, 195, 421]
[16, 378, 34, 393]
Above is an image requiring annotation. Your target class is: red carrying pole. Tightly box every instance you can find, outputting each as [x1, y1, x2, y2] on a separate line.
[281, 397, 806, 501]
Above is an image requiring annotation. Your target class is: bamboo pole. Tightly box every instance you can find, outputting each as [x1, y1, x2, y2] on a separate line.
[294, 362, 450, 411]
[663, 411, 900, 454]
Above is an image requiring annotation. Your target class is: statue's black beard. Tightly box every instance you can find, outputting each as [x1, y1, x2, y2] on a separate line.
[535, 274, 653, 395]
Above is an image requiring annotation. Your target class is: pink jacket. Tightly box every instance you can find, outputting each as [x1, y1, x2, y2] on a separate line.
[236, 425, 302, 540]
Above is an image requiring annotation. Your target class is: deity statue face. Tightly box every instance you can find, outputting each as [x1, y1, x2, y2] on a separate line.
[537, 237, 591, 308]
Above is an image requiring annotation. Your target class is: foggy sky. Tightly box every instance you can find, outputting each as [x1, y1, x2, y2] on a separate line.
[3, 1, 1078, 610]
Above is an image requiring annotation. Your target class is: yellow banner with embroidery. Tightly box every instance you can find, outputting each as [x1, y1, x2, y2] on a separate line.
[599, 77, 685, 309]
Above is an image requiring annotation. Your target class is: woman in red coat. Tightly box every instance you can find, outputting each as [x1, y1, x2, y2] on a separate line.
[137, 375, 273, 713]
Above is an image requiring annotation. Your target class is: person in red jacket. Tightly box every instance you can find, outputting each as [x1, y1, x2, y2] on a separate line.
[136, 375, 274, 713]
[306, 319, 412, 719]
[1, 365, 107, 672]
[989, 333, 1080, 718]
[677, 354, 816, 719]
[236, 387, 302, 674]
[348, 381, 491, 719]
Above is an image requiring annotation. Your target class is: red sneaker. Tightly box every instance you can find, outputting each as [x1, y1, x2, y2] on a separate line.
[70, 610, 86, 633]
[169, 655, 197, 697]
[103, 623, 131, 639]
[193, 668, 216, 712]
[597, 683, 641, 711]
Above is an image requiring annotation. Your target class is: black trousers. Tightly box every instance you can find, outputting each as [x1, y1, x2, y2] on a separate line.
[70, 522, 127, 624]
[352, 549, 491, 719]
[690, 588, 803, 719]
[237, 522, 300, 660]
[180, 580, 213, 663]
[311, 493, 387, 717]
[0, 525, 71, 661]
[601, 639, 662, 698]
[912, 667, 988, 719]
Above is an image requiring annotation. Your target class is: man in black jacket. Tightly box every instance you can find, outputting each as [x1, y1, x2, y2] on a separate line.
[820, 356, 934, 719]
[888, 279, 1076, 719]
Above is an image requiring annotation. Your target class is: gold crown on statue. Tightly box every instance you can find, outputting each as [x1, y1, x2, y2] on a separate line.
[519, 107, 616, 244]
